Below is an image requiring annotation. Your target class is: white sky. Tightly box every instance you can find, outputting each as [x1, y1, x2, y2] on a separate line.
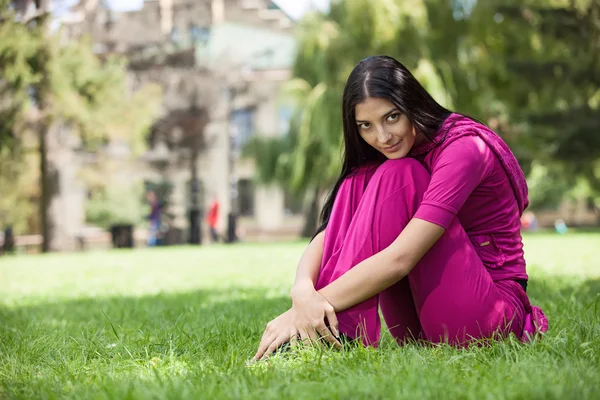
[98, 0, 330, 19]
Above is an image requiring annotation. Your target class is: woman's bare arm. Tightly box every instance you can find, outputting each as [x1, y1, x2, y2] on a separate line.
[318, 218, 444, 312]
[290, 230, 325, 296]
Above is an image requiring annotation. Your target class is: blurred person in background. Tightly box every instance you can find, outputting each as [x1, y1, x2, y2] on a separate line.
[207, 196, 220, 243]
[554, 219, 568, 235]
[521, 211, 538, 232]
[254, 55, 547, 360]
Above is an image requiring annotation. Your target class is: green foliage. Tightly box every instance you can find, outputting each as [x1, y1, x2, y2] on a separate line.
[48, 37, 162, 152]
[248, 1, 447, 201]
[85, 183, 149, 229]
[0, 145, 38, 234]
[0, 2, 163, 235]
[248, 0, 600, 214]
[46, 38, 162, 153]
[243, 135, 294, 186]
[427, 0, 600, 205]
[0, 3, 43, 150]
[0, 234, 599, 397]
[526, 162, 573, 209]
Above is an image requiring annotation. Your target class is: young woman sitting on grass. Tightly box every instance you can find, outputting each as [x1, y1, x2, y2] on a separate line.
[253, 55, 548, 361]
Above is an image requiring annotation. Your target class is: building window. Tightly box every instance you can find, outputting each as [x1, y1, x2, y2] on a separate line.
[231, 108, 255, 151]
[238, 179, 255, 216]
[169, 27, 182, 45]
[190, 23, 210, 45]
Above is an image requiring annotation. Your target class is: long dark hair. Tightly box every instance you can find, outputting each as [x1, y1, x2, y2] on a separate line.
[314, 55, 452, 238]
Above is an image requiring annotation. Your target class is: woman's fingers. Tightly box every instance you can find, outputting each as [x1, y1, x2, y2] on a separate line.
[290, 331, 299, 347]
[325, 308, 340, 338]
[253, 305, 342, 362]
[298, 325, 321, 347]
[260, 334, 290, 360]
[305, 325, 320, 343]
[317, 327, 342, 348]
[254, 324, 340, 362]
[254, 324, 299, 361]
[316, 322, 342, 349]
[298, 326, 311, 344]
[258, 326, 270, 344]
[253, 340, 269, 361]
[253, 331, 276, 361]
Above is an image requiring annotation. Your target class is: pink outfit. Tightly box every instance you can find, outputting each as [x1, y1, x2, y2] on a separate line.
[315, 114, 547, 346]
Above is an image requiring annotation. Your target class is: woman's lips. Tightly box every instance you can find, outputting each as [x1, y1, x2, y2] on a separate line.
[383, 141, 401, 152]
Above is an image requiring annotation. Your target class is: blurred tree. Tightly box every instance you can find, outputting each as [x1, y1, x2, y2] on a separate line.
[453, 0, 600, 214]
[0, 0, 162, 248]
[497, 1, 599, 192]
[246, 1, 450, 235]
[0, 0, 47, 236]
[248, 0, 600, 227]
[243, 88, 322, 236]
[85, 182, 149, 230]
[288, 0, 451, 195]
[0, 144, 39, 234]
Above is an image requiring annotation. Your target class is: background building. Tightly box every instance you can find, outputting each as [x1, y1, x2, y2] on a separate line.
[45, 0, 305, 249]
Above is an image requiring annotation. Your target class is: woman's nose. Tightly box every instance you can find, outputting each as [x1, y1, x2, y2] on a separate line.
[377, 127, 391, 143]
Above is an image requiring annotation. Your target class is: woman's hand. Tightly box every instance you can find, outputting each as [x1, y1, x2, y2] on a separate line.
[291, 284, 340, 343]
[252, 289, 341, 361]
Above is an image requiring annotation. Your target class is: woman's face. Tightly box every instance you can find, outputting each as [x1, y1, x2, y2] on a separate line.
[355, 97, 422, 159]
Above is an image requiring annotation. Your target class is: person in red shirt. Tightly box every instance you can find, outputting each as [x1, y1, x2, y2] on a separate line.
[206, 198, 220, 243]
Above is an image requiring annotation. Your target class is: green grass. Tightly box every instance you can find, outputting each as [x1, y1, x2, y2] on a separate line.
[1, 232, 599, 399]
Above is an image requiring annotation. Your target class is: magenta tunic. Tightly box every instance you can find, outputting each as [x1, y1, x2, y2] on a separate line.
[315, 114, 547, 346]
[412, 127, 528, 282]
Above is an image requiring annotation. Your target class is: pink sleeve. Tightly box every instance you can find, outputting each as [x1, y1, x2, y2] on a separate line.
[414, 135, 492, 229]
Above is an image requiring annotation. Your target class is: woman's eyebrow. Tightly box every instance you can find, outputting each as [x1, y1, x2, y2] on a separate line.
[356, 108, 399, 123]
[382, 108, 399, 118]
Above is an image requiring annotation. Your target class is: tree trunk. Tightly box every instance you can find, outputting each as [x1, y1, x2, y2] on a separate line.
[188, 145, 202, 244]
[39, 121, 60, 252]
[35, 8, 53, 252]
[301, 186, 321, 238]
[39, 126, 50, 252]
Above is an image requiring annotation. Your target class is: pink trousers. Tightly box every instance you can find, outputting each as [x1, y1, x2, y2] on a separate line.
[315, 158, 544, 346]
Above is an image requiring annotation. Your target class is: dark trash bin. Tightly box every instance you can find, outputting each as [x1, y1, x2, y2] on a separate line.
[1, 226, 15, 255]
[110, 224, 134, 248]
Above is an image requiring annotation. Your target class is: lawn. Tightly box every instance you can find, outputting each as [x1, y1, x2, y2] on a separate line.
[1, 232, 599, 399]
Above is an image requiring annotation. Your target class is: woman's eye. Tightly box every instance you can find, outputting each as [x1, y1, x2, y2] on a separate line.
[359, 123, 370, 130]
[387, 113, 400, 122]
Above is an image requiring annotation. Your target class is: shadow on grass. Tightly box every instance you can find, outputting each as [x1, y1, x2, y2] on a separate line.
[0, 287, 291, 363]
[0, 287, 298, 398]
[2, 274, 598, 348]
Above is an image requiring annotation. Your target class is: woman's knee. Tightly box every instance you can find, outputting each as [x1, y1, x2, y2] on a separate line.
[337, 158, 430, 208]
[339, 164, 379, 191]
[371, 158, 431, 190]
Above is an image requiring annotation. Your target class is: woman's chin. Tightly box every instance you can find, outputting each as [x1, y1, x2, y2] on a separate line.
[384, 150, 409, 160]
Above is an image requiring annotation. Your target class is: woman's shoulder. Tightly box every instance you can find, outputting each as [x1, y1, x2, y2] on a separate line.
[436, 132, 495, 165]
